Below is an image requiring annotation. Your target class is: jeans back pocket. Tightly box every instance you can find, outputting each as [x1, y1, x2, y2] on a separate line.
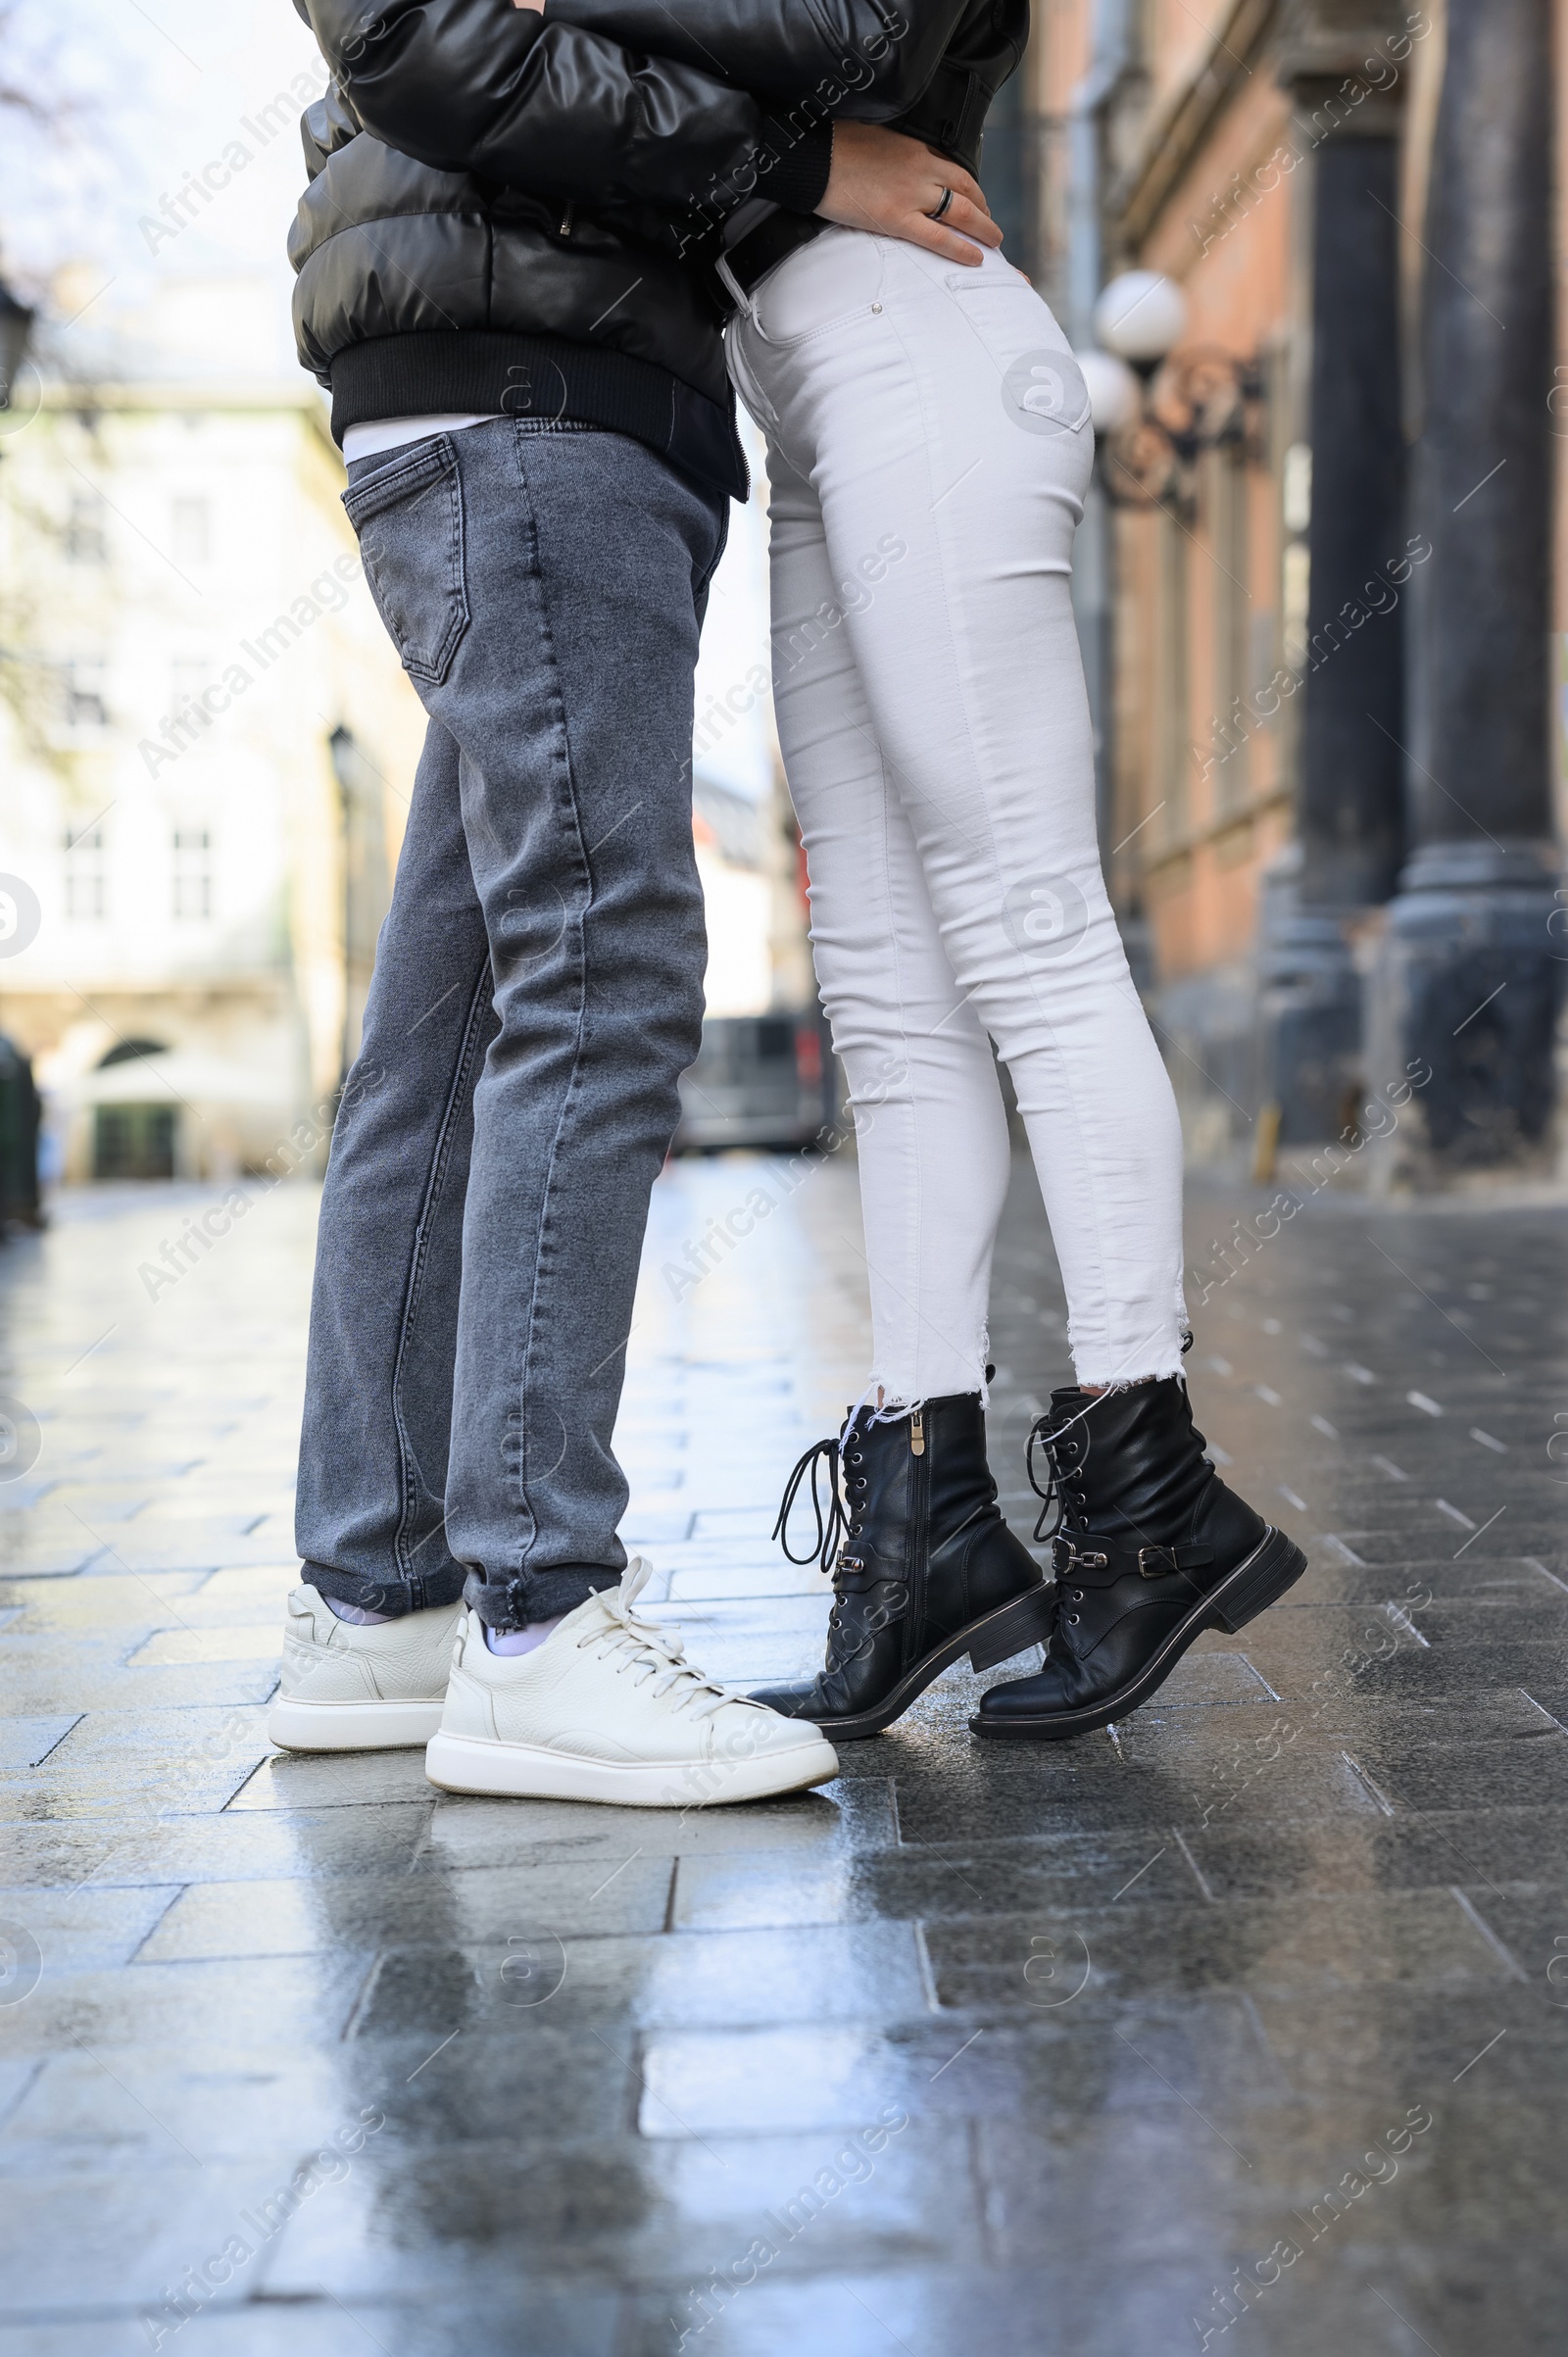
[946, 274, 1093, 439]
[342, 437, 469, 686]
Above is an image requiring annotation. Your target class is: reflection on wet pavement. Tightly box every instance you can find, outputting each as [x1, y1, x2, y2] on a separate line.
[0, 1154, 1565, 2351]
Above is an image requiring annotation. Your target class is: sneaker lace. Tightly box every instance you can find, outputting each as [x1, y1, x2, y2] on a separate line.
[576, 1588, 732, 1721]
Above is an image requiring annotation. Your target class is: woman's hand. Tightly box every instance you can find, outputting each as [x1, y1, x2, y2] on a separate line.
[513, 1, 545, 13]
[500, 21, 995, 266]
[817, 123, 1000, 265]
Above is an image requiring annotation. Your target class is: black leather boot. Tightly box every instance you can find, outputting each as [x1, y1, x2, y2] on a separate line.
[973, 1377, 1307, 1741]
[751, 1392, 1054, 1740]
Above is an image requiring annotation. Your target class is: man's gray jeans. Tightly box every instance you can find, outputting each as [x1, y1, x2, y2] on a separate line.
[295, 418, 726, 1626]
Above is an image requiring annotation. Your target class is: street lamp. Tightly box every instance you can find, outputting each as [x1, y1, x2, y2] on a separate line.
[1080, 269, 1263, 511]
[1095, 270, 1189, 374]
[0, 278, 34, 411]
[1077, 348, 1143, 437]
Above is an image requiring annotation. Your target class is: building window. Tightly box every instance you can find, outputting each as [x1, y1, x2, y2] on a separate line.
[65, 490, 107, 565]
[172, 828, 213, 921]
[94, 1105, 176, 1181]
[64, 824, 108, 920]
[64, 660, 109, 729]
[171, 495, 210, 565]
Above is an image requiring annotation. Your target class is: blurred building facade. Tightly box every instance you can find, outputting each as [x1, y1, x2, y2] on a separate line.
[996, 0, 1566, 1179]
[0, 365, 819, 1183]
[8, 1, 1561, 1190]
[0, 380, 422, 1182]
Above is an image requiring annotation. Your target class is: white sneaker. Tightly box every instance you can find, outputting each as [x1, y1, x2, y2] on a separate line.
[268, 1586, 464, 1751]
[424, 1558, 840, 1807]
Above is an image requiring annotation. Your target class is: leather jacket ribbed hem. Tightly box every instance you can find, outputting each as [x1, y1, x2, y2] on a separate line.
[328, 331, 748, 501]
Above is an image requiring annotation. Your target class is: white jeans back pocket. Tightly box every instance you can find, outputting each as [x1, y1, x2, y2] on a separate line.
[947, 276, 1093, 439]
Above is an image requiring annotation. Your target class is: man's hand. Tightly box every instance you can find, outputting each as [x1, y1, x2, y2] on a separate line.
[816, 122, 1000, 265]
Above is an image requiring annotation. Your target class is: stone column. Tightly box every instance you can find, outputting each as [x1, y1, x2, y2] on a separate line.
[1371, 0, 1561, 1171]
[1259, 6, 1408, 1143]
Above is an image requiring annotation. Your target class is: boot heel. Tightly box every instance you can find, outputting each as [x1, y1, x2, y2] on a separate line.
[1210, 1529, 1308, 1634]
[969, 1583, 1056, 1673]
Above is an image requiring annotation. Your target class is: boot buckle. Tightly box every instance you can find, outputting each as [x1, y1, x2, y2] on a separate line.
[1054, 1537, 1106, 1574]
[1138, 1546, 1176, 1579]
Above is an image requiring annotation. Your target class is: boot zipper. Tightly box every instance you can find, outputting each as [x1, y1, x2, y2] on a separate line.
[906, 1407, 930, 1673]
[559, 203, 575, 237]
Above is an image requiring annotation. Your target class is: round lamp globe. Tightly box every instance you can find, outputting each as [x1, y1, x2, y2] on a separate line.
[1093, 270, 1188, 367]
[1076, 349, 1143, 435]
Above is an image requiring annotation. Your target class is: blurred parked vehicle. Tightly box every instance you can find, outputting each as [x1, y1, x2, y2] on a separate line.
[677, 768, 838, 1152]
[674, 1011, 840, 1152]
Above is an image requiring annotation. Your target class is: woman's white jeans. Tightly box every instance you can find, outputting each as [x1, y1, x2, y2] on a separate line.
[725, 228, 1187, 1396]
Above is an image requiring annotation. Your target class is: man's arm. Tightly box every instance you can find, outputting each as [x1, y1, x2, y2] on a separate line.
[295, 0, 833, 221]
[534, 0, 970, 116]
[506, 0, 1001, 264]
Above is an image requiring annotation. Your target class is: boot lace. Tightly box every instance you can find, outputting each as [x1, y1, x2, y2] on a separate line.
[772, 1436, 887, 1680]
[772, 1388, 923, 1577]
[772, 1433, 848, 1575]
[1025, 1399, 1098, 1546]
[1025, 1398, 1101, 1648]
[774, 1399, 920, 1677]
[768, 1395, 919, 1678]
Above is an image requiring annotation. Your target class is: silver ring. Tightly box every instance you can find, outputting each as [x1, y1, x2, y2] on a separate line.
[929, 187, 954, 221]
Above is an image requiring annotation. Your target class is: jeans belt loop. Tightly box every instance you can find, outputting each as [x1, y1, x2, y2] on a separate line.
[714, 252, 761, 330]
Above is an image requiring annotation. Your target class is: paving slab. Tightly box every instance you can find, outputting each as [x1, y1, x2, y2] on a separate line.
[2, 1163, 1565, 2347]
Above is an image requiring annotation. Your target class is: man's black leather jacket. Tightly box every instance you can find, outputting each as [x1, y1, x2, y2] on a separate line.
[290, 0, 1025, 494]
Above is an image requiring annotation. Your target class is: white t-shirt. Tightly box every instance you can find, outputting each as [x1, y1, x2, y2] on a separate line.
[342, 413, 495, 465]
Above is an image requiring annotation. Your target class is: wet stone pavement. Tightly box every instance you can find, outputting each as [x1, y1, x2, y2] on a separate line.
[0, 1153, 1565, 2353]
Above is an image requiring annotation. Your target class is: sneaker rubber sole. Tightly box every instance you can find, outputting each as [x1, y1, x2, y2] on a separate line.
[971, 1526, 1308, 1742]
[267, 1695, 447, 1752]
[423, 1728, 840, 1807]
